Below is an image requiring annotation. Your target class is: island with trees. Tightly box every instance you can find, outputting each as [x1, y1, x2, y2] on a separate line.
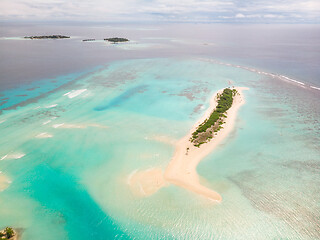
[127, 87, 247, 202]
[191, 88, 238, 147]
[24, 35, 70, 39]
[104, 37, 129, 43]
[0, 227, 16, 240]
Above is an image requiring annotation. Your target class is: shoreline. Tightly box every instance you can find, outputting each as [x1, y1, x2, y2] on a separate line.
[164, 87, 248, 202]
[128, 87, 248, 201]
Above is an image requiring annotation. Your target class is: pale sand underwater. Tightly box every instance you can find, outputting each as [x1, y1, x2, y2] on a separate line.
[128, 87, 248, 201]
[0, 172, 11, 191]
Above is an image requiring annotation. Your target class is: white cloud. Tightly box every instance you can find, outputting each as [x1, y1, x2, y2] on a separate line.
[263, 14, 284, 19]
[235, 13, 246, 18]
[0, 0, 319, 22]
[264, 1, 320, 12]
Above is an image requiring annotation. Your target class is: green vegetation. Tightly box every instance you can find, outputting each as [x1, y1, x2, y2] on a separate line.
[104, 37, 129, 43]
[0, 227, 15, 239]
[191, 88, 238, 147]
[24, 35, 70, 39]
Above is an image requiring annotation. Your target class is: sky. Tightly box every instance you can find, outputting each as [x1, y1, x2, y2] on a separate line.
[0, 0, 319, 23]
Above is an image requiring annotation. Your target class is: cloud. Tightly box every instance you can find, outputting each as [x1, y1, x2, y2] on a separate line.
[263, 14, 284, 19]
[235, 13, 246, 18]
[0, 0, 319, 23]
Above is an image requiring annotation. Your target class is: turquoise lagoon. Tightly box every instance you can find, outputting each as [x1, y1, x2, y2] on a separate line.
[0, 58, 319, 239]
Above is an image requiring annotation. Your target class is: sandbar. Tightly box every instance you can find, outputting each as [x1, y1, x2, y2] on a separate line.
[127, 168, 167, 197]
[128, 87, 248, 202]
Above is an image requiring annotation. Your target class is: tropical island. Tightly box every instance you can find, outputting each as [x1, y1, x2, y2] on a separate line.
[24, 35, 70, 39]
[191, 88, 238, 147]
[0, 227, 16, 240]
[104, 37, 129, 43]
[127, 87, 248, 202]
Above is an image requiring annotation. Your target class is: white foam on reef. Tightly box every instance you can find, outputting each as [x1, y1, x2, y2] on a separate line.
[311, 86, 320, 91]
[279, 75, 305, 86]
[1, 153, 25, 161]
[45, 104, 58, 108]
[35, 132, 53, 138]
[197, 58, 310, 89]
[0, 120, 6, 124]
[63, 89, 87, 98]
[43, 120, 52, 125]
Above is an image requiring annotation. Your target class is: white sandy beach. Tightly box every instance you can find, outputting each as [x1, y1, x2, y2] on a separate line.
[128, 87, 248, 202]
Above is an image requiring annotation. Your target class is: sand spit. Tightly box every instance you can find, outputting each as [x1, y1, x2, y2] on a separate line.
[128, 87, 248, 202]
[128, 168, 168, 196]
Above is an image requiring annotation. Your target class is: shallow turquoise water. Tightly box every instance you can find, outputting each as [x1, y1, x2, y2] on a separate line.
[0, 58, 319, 239]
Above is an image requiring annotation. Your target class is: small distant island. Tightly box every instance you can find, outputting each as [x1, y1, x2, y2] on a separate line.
[191, 88, 237, 147]
[24, 35, 70, 39]
[0, 227, 16, 240]
[82, 39, 96, 42]
[104, 37, 129, 43]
